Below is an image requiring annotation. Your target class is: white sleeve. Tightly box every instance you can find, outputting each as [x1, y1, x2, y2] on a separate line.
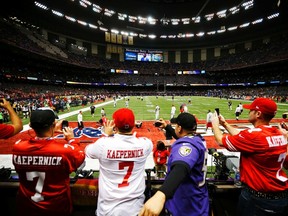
[85, 138, 105, 159]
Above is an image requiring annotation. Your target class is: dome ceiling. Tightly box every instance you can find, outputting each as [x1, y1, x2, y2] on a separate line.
[1, 0, 288, 48]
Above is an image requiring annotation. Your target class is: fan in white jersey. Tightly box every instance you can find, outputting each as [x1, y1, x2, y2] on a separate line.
[85, 108, 153, 216]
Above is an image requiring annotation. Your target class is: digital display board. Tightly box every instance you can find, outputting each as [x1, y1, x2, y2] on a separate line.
[124, 51, 137, 61]
[124, 49, 163, 62]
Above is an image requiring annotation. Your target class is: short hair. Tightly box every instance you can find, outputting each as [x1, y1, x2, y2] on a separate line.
[156, 141, 166, 151]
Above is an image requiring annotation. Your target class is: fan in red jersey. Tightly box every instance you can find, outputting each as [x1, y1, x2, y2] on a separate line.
[12, 108, 85, 216]
[212, 98, 288, 216]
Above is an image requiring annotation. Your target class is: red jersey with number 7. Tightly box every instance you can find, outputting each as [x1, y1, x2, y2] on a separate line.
[222, 125, 288, 192]
[12, 138, 85, 216]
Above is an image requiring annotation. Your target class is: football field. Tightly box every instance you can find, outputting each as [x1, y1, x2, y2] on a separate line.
[64, 96, 288, 122]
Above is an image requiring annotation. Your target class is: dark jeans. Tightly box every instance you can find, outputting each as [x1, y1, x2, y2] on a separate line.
[237, 187, 288, 216]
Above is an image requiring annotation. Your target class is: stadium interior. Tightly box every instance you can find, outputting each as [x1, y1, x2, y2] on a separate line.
[0, 0, 288, 215]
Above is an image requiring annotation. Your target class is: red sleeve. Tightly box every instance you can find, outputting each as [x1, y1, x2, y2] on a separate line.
[65, 139, 86, 173]
[0, 124, 14, 139]
[222, 128, 268, 153]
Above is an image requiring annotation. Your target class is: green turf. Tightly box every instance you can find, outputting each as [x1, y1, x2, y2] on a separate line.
[63, 96, 288, 123]
[16, 96, 288, 125]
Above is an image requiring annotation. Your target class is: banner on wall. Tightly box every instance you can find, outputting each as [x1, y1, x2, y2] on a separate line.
[117, 34, 122, 44]
[111, 33, 117, 43]
[128, 36, 133, 45]
[105, 32, 111, 42]
[106, 44, 112, 53]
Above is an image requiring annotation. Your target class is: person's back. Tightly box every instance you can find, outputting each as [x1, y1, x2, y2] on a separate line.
[139, 112, 209, 216]
[165, 135, 209, 215]
[85, 108, 153, 216]
[153, 141, 170, 178]
[13, 139, 84, 216]
[224, 124, 287, 192]
[212, 97, 288, 216]
[90, 134, 152, 215]
[12, 108, 85, 216]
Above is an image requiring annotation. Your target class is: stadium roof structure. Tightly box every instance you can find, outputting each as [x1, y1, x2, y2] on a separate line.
[1, 0, 288, 49]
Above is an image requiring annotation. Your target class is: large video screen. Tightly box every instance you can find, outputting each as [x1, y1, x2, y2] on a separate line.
[125, 49, 163, 62]
[124, 51, 137, 61]
[137, 53, 152, 62]
[151, 53, 163, 62]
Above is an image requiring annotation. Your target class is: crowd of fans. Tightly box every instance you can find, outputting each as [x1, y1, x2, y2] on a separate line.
[0, 16, 287, 120]
[1, 17, 288, 81]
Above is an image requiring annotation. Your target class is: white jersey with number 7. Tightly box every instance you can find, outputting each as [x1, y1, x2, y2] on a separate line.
[85, 133, 153, 216]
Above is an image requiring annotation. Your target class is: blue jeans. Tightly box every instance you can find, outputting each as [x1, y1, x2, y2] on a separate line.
[237, 187, 288, 216]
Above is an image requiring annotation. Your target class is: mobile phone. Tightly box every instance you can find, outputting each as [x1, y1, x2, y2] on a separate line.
[62, 120, 69, 130]
[281, 122, 288, 130]
[215, 108, 220, 115]
[0, 99, 3, 103]
[154, 122, 162, 127]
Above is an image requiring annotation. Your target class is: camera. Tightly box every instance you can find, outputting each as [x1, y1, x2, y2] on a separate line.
[61, 120, 69, 130]
[281, 122, 288, 130]
[215, 108, 220, 115]
[154, 121, 162, 127]
[208, 148, 240, 181]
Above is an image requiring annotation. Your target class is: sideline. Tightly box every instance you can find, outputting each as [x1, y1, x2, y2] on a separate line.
[22, 100, 115, 132]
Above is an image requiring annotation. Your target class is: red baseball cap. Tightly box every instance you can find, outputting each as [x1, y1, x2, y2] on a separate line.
[113, 108, 135, 130]
[243, 98, 277, 116]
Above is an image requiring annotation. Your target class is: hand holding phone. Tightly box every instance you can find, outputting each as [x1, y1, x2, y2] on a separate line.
[62, 120, 69, 130]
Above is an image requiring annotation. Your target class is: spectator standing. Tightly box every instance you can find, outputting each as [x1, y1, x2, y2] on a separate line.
[153, 140, 170, 179]
[180, 103, 188, 113]
[0, 98, 23, 139]
[90, 104, 96, 117]
[125, 99, 129, 108]
[66, 102, 70, 111]
[235, 105, 241, 121]
[22, 104, 29, 119]
[170, 104, 176, 119]
[239, 102, 243, 114]
[228, 101, 232, 111]
[85, 108, 153, 216]
[206, 109, 213, 131]
[12, 108, 85, 216]
[76, 110, 84, 135]
[100, 108, 105, 117]
[212, 98, 288, 216]
[113, 98, 117, 108]
[155, 105, 160, 120]
[139, 113, 209, 216]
